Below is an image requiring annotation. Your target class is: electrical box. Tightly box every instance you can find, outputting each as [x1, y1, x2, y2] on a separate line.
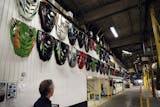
[6, 83, 17, 100]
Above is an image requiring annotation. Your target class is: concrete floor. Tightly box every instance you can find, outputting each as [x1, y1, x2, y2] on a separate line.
[100, 86, 160, 107]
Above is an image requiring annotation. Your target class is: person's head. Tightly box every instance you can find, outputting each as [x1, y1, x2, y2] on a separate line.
[39, 79, 54, 98]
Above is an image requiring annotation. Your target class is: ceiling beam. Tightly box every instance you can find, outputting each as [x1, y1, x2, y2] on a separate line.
[110, 34, 142, 48]
[127, 9, 134, 34]
[78, 0, 145, 25]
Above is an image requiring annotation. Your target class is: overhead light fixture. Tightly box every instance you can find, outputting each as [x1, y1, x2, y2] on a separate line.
[122, 50, 132, 55]
[110, 27, 119, 38]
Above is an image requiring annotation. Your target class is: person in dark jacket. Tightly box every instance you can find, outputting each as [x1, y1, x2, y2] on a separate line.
[34, 79, 54, 107]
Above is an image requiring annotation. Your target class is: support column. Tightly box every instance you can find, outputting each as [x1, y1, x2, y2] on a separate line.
[98, 78, 101, 101]
[150, 5, 160, 91]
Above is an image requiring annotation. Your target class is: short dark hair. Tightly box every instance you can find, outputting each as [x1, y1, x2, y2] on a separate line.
[39, 79, 53, 97]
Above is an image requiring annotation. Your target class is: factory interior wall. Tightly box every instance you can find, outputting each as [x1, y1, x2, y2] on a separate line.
[0, 0, 100, 106]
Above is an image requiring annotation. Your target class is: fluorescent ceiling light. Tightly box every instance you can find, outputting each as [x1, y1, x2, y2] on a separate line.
[122, 50, 132, 55]
[110, 27, 119, 38]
